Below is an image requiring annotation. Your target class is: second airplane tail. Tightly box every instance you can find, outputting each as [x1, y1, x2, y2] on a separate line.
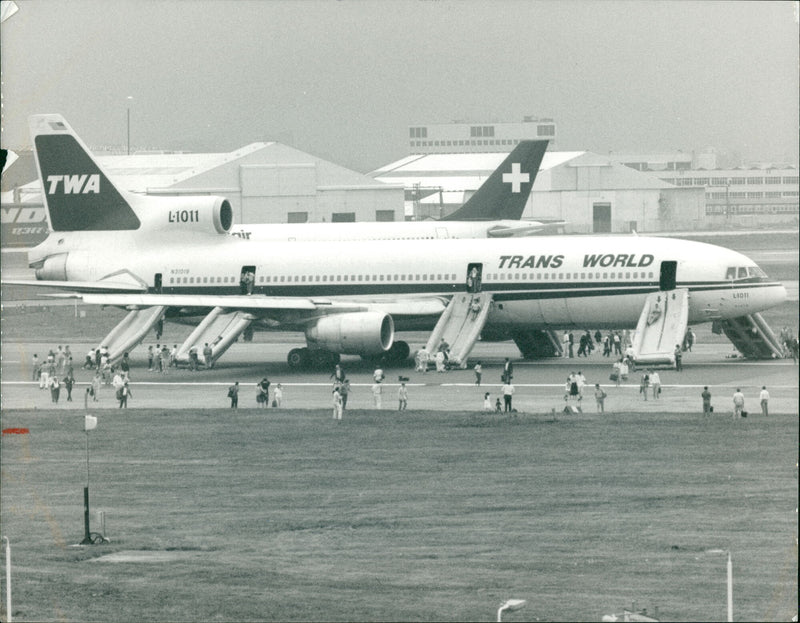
[30, 114, 141, 232]
[442, 139, 548, 221]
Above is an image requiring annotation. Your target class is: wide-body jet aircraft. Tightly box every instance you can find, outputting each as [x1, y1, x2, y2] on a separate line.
[7, 115, 787, 369]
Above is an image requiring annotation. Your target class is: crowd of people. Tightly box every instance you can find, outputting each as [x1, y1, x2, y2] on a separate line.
[30, 327, 786, 419]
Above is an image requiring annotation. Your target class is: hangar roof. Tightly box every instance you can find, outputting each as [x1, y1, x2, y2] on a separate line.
[372, 150, 671, 194]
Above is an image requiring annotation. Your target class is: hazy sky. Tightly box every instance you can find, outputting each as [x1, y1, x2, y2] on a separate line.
[2, 0, 798, 172]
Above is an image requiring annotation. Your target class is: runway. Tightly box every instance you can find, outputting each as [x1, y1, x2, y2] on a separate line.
[3, 338, 797, 415]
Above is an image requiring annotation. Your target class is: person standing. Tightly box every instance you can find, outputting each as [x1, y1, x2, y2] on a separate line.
[502, 380, 515, 412]
[203, 343, 214, 369]
[91, 372, 101, 402]
[398, 382, 408, 411]
[257, 377, 270, 408]
[332, 387, 343, 421]
[340, 379, 351, 411]
[732, 388, 745, 418]
[331, 364, 346, 384]
[639, 371, 649, 401]
[502, 358, 513, 383]
[63, 374, 75, 402]
[701, 386, 712, 416]
[273, 383, 283, 408]
[473, 361, 482, 386]
[650, 370, 661, 399]
[674, 344, 683, 371]
[49, 375, 61, 403]
[228, 382, 239, 408]
[562, 331, 570, 358]
[483, 392, 492, 411]
[118, 381, 132, 408]
[147, 345, 155, 371]
[32, 353, 40, 381]
[371, 381, 383, 409]
[416, 347, 429, 373]
[594, 384, 607, 413]
[759, 385, 769, 417]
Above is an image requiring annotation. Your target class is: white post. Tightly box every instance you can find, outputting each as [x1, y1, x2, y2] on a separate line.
[2, 536, 11, 623]
[726, 551, 733, 623]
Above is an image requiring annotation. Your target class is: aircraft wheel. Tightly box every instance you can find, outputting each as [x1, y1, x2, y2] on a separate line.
[386, 340, 410, 363]
[310, 349, 338, 368]
[287, 348, 310, 369]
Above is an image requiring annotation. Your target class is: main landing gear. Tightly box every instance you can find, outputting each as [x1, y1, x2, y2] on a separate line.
[287, 348, 341, 369]
[286, 341, 411, 369]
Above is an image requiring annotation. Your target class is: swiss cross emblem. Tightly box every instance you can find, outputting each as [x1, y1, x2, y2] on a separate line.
[502, 162, 530, 193]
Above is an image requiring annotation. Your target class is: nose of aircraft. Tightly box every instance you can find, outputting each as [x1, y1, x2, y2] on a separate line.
[770, 282, 788, 307]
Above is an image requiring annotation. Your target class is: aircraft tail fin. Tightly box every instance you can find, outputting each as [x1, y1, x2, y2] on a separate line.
[29, 114, 141, 231]
[442, 140, 548, 221]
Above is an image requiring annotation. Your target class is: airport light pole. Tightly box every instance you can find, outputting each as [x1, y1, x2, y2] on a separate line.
[705, 549, 733, 622]
[497, 599, 527, 622]
[81, 415, 98, 544]
[126, 96, 133, 155]
[2, 536, 10, 622]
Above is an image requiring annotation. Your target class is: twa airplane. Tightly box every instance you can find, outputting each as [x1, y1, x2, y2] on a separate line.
[228, 139, 554, 242]
[7, 114, 787, 368]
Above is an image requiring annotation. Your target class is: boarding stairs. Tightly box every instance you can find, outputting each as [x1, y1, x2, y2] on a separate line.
[717, 312, 784, 359]
[425, 291, 492, 368]
[175, 306, 255, 366]
[98, 306, 167, 364]
[630, 288, 689, 367]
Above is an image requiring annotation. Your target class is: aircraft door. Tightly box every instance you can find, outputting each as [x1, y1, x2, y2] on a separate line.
[659, 261, 677, 291]
[240, 265, 256, 295]
[154, 273, 162, 294]
[466, 263, 482, 293]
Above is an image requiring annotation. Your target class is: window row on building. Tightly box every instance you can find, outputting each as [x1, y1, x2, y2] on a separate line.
[663, 175, 798, 186]
[410, 139, 522, 148]
[705, 204, 799, 215]
[706, 191, 799, 199]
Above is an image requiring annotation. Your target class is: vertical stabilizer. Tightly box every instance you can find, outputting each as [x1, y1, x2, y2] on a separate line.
[29, 114, 141, 231]
[442, 140, 548, 221]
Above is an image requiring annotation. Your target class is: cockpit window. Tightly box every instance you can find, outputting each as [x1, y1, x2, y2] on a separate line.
[727, 265, 768, 280]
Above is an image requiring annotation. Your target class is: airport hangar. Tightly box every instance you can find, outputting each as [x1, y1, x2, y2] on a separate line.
[2, 140, 753, 247]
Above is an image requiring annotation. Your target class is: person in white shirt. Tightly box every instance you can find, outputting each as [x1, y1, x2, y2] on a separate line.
[650, 371, 661, 399]
[371, 382, 382, 409]
[759, 386, 769, 417]
[732, 388, 745, 418]
[502, 381, 515, 412]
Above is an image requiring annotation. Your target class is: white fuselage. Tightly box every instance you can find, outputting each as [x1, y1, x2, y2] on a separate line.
[228, 219, 547, 242]
[46, 233, 787, 330]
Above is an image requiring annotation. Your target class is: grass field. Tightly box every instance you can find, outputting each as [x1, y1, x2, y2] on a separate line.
[1, 408, 796, 622]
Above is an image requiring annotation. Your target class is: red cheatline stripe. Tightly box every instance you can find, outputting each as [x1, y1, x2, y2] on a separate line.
[2, 428, 30, 435]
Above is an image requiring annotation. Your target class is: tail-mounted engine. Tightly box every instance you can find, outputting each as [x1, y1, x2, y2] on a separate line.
[138, 195, 233, 235]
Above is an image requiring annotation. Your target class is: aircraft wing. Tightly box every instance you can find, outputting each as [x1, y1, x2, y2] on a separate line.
[35, 291, 448, 317]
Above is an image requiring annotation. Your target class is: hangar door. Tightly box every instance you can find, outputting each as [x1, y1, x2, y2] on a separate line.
[593, 203, 612, 233]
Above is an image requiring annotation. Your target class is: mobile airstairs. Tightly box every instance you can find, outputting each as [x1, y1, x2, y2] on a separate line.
[98, 306, 167, 364]
[716, 312, 784, 359]
[175, 307, 255, 366]
[425, 291, 492, 368]
[630, 289, 689, 367]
